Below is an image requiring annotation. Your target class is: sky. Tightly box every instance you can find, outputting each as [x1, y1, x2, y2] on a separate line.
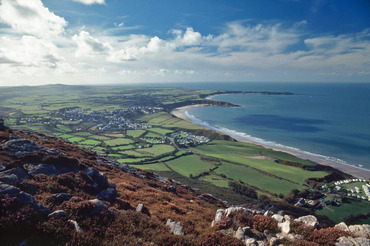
[0, 0, 369, 86]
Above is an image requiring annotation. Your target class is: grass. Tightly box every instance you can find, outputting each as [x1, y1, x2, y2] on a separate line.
[56, 124, 72, 133]
[104, 138, 134, 146]
[68, 137, 85, 143]
[165, 155, 216, 177]
[147, 128, 174, 135]
[199, 173, 229, 188]
[133, 163, 171, 172]
[214, 162, 300, 195]
[315, 200, 370, 223]
[79, 139, 101, 146]
[144, 132, 163, 138]
[126, 130, 146, 138]
[112, 145, 135, 151]
[135, 144, 175, 157]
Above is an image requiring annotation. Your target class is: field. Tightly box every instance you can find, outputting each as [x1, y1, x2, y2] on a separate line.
[316, 200, 370, 223]
[0, 84, 363, 210]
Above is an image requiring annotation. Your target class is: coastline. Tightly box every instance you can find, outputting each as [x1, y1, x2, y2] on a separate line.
[171, 103, 370, 180]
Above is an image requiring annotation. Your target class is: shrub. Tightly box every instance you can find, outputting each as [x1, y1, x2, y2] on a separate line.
[197, 232, 245, 246]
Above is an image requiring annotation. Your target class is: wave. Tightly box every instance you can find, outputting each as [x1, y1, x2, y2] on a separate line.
[184, 109, 369, 171]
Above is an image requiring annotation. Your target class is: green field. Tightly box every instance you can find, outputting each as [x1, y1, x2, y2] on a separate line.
[147, 128, 174, 135]
[316, 200, 370, 223]
[104, 138, 134, 146]
[126, 130, 146, 138]
[165, 155, 217, 177]
[214, 162, 299, 195]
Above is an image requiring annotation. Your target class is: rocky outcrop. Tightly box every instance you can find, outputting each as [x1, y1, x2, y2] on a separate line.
[166, 219, 184, 236]
[2, 139, 43, 155]
[294, 215, 318, 227]
[336, 236, 370, 246]
[89, 199, 112, 216]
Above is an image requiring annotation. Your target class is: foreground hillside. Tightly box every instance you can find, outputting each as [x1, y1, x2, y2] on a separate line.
[1, 123, 369, 245]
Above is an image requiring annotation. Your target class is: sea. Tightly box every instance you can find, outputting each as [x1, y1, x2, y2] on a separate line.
[149, 82, 370, 171]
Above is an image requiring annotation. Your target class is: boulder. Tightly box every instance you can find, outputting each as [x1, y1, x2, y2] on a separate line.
[0, 174, 19, 186]
[294, 215, 318, 227]
[336, 236, 353, 246]
[269, 237, 280, 246]
[26, 164, 59, 176]
[235, 227, 246, 240]
[214, 209, 225, 222]
[245, 238, 256, 246]
[89, 199, 111, 216]
[1, 167, 29, 180]
[278, 220, 290, 235]
[335, 222, 350, 232]
[336, 236, 370, 246]
[136, 203, 150, 216]
[69, 220, 83, 233]
[48, 210, 67, 219]
[20, 181, 38, 195]
[257, 241, 265, 246]
[2, 139, 43, 155]
[85, 168, 108, 189]
[272, 214, 284, 223]
[348, 225, 370, 238]
[166, 219, 184, 236]
[97, 188, 117, 202]
[53, 193, 72, 203]
[0, 163, 5, 171]
[0, 183, 20, 196]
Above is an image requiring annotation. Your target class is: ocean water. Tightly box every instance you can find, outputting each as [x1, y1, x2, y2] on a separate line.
[170, 82, 370, 170]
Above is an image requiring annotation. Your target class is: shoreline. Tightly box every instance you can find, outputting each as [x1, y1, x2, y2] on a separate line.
[171, 104, 370, 179]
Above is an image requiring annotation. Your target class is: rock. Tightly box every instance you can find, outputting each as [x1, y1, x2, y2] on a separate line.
[20, 181, 38, 195]
[257, 241, 265, 246]
[278, 220, 290, 235]
[0, 174, 19, 186]
[272, 214, 284, 223]
[214, 209, 225, 222]
[97, 188, 117, 202]
[167, 186, 177, 193]
[264, 210, 273, 217]
[26, 164, 59, 176]
[136, 203, 150, 216]
[89, 199, 111, 216]
[294, 215, 318, 227]
[0, 163, 5, 171]
[269, 237, 280, 246]
[235, 227, 246, 240]
[1, 167, 29, 180]
[53, 193, 72, 203]
[2, 139, 43, 155]
[225, 206, 245, 217]
[348, 225, 370, 238]
[0, 183, 21, 196]
[351, 237, 370, 246]
[166, 219, 184, 236]
[48, 210, 67, 219]
[286, 233, 303, 241]
[85, 168, 108, 189]
[213, 215, 232, 228]
[245, 238, 256, 246]
[283, 215, 291, 221]
[69, 220, 83, 233]
[336, 236, 354, 246]
[335, 222, 350, 232]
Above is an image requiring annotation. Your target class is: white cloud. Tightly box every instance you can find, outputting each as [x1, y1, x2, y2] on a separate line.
[0, 0, 67, 37]
[72, 0, 105, 5]
[72, 31, 111, 57]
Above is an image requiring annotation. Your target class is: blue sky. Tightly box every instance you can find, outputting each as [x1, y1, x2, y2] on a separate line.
[0, 0, 369, 85]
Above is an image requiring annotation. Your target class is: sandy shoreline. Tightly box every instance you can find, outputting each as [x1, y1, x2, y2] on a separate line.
[171, 104, 370, 179]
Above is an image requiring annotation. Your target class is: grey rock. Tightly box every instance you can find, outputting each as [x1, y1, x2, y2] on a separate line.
[54, 193, 72, 203]
[69, 220, 83, 233]
[352, 237, 370, 246]
[166, 219, 184, 236]
[349, 225, 370, 238]
[0, 163, 5, 171]
[257, 241, 265, 246]
[294, 215, 318, 227]
[26, 164, 59, 176]
[0, 183, 21, 196]
[136, 203, 150, 216]
[48, 210, 67, 218]
[278, 220, 290, 235]
[20, 181, 38, 195]
[272, 214, 284, 223]
[85, 168, 108, 189]
[89, 199, 110, 216]
[245, 238, 256, 246]
[2, 139, 43, 155]
[235, 227, 246, 240]
[0, 174, 19, 186]
[1, 167, 29, 180]
[97, 188, 117, 202]
[269, 237, 280, 246]
[335, 222, 350, 232]
[336, 236, 354, 246]
[214, 209, 225, 222]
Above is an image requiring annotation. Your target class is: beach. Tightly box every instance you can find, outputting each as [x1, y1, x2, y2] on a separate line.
[171, 104, 370, 179]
